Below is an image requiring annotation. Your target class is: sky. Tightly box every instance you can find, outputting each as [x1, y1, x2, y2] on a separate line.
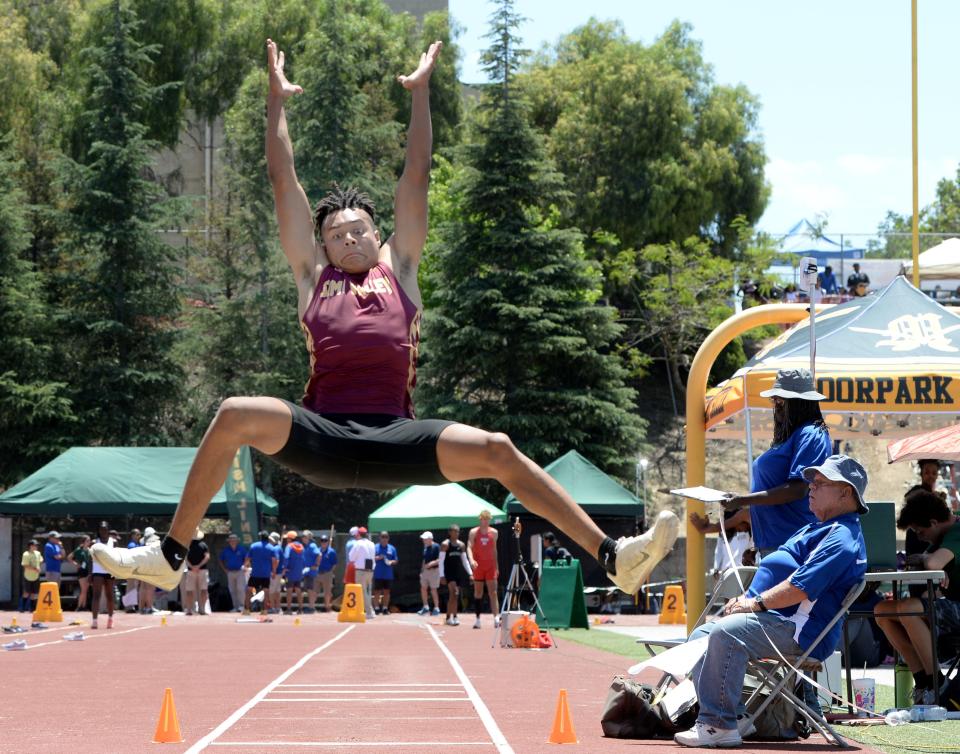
[447, 0, 960, 242]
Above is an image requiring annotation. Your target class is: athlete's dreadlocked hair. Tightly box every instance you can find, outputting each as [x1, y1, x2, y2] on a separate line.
[312, 184, 377, 241]
[772, 397, 826, 446]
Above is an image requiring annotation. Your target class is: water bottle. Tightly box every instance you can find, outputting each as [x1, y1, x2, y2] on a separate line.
[885, 709, 911, 726]
[909, 705, 947, 722]
[894, 662, 914, 707]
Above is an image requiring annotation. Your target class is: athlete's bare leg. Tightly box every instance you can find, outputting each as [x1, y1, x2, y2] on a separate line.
[486, 578, 498, 617]
[437, 424, 679, 594]
[168, 397, 293, 546]
[437, 425, 605, 555]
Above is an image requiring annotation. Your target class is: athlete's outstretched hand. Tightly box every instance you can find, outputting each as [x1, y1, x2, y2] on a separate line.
[267, 39, 303, 99]
[397, 40, 443, 90]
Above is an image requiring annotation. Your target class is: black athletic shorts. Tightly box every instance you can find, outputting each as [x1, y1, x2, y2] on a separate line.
[373, 578, 393, 590]
[248, 576, 270, 591]
[269, 400, 454, 491]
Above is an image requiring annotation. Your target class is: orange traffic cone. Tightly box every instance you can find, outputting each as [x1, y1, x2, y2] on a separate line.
[152, 687, 183, 743]
[548, 688, 578, 744]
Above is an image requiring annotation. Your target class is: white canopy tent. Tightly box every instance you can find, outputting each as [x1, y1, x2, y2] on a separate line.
[905, 237, 960, 280]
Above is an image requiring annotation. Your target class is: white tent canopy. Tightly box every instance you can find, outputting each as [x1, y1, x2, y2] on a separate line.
[906, 237, 960, 280]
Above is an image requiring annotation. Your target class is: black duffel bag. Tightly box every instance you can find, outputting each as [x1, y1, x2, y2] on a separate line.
[601, 675, 697, 739]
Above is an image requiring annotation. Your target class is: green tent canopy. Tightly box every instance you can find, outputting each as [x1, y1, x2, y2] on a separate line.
[504, 450, 641, 516]
[0, 447, 278, 516]
[368, 483, 507, 532]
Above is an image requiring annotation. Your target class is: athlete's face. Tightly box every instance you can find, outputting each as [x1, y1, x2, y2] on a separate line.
[320, 208, 380, 273]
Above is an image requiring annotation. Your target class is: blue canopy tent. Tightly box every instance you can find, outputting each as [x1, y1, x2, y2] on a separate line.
[778, 219, 865, 263]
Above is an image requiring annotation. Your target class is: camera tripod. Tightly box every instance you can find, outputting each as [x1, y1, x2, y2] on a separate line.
[491, 517, 552, 648]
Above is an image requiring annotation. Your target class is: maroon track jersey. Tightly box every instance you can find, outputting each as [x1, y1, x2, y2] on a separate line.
[300, 263, 421, 418]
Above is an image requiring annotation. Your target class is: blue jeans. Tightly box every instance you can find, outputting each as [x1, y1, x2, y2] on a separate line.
[689, 612, 802, 729]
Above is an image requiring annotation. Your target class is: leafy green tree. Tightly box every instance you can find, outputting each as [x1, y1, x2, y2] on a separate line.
[524, 19, 768, 258]
[0, 139, 74, 483]
[56, 0, 183, 445]
[873, 166, 960, 259]
[421, 0, 644, 475]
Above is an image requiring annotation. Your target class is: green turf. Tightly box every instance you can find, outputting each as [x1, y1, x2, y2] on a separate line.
[561, 628, 959, 754]
[557, 627, 652, 661]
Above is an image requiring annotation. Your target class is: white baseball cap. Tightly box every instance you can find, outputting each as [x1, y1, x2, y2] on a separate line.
[349, 526, 359, 536]
[420, 531, 433, 540]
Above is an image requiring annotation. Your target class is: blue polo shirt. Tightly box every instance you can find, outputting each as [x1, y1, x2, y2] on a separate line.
[283, 543, 305, 583]
[303, 541, 321, 575]
[747, 512, 866, 660]
[318, 546, 338, 573]
[220, 544, 247, 571]
[43, 542, 62, 573]
[750, 422, 830, 550]
[246, 541, 276, 579]
[374, 543, 398, 580]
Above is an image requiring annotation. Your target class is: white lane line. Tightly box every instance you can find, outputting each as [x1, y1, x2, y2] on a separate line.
[24, 625, 156, 649]
[277, 683, 462, 687]
[425, 624, 513, 754]
[185, 625, 355, 753]
[269, 689, 465, 694]
[261, 697, 471, 702]
[210, 742, 492, 747]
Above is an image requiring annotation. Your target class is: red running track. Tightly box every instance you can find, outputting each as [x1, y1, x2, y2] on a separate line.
[0, 610, 879, 753]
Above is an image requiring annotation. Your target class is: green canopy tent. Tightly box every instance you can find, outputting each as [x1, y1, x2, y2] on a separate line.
[368, 483, 506, 532]
[0, 447, 278, 516]
[504, 450, 642, 517]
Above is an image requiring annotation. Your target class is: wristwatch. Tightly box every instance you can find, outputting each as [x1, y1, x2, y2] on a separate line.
[754, 594, 768, 612]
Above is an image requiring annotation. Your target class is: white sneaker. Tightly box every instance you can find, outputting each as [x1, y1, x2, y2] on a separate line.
[452, 616, 460, 626]
[607, 511, 680, 594]
[2, 639, 27, 651]
[91, 541, 185, 591]
[675, 721, 742, 748]
[445, 616, 455, 626]
[473, 617, 482, 629]
[64, 632, 85, 641]
[494, 615, 501, 628]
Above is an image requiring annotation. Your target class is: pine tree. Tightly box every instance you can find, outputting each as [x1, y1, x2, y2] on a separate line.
[420, 0, 644, 475]
[56, 0, 183, 445]
[0, 138, 73, 483]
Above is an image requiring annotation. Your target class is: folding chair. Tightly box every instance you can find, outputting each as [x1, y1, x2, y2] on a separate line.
[637, 567, 758, 658]
[739, 579, 866, 748]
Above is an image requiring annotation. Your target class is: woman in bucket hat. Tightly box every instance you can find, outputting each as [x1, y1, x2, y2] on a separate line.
[722, 368, 832, 558]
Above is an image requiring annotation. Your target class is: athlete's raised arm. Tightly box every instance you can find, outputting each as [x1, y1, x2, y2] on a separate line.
[265, 39, 323, 293]
[389, 41, 442, 278]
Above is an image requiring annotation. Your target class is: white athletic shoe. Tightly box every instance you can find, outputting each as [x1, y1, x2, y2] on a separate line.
[473, 617, 482, 629]
[675, 722, 742, 748]
[91, 541, 185, 592]
[607, 510, 680, 595]
[445, 616, 455, 626]
[452, 616, 460, 626]
[3, 639, 27, 651]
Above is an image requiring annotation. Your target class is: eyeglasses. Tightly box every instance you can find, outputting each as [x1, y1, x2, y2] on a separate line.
[808, 479, 848, 492]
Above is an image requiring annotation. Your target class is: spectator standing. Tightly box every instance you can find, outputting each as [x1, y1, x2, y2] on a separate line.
[183, 528, 210, 616]
[675, 456, 868, 747]
[125, 529, 142, 613]
[67, 535, 93, 612]
[43, 531, 64, 586]
[440, 525, 472, 626]
[300, 530, 321, 613]
[90, 522, 115, 629]
[688, 509, 753, 575]
[373, 531, 398, 615]
[721, 369, 831, 558]
[139, 527, 159, 614]
[847, 262, 869, 295]
[267, 532, 283, 613]
[316, 533, 337, 612]
[817, 265, 839, 295]
[349, 527, 376, 619]
[344, 525, 360, 585]
[281, 530, 305, 614]
[467, 511, 500, 629]
[219, 533, 248, 613]
[875, 489, 960, 704]
[245, 531, 278, 616]
[19, 539, 43, 612]
[417, 531, 441, 616]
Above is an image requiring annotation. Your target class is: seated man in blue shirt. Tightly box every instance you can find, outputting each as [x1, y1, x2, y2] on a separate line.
[676, 455, 868, 748]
